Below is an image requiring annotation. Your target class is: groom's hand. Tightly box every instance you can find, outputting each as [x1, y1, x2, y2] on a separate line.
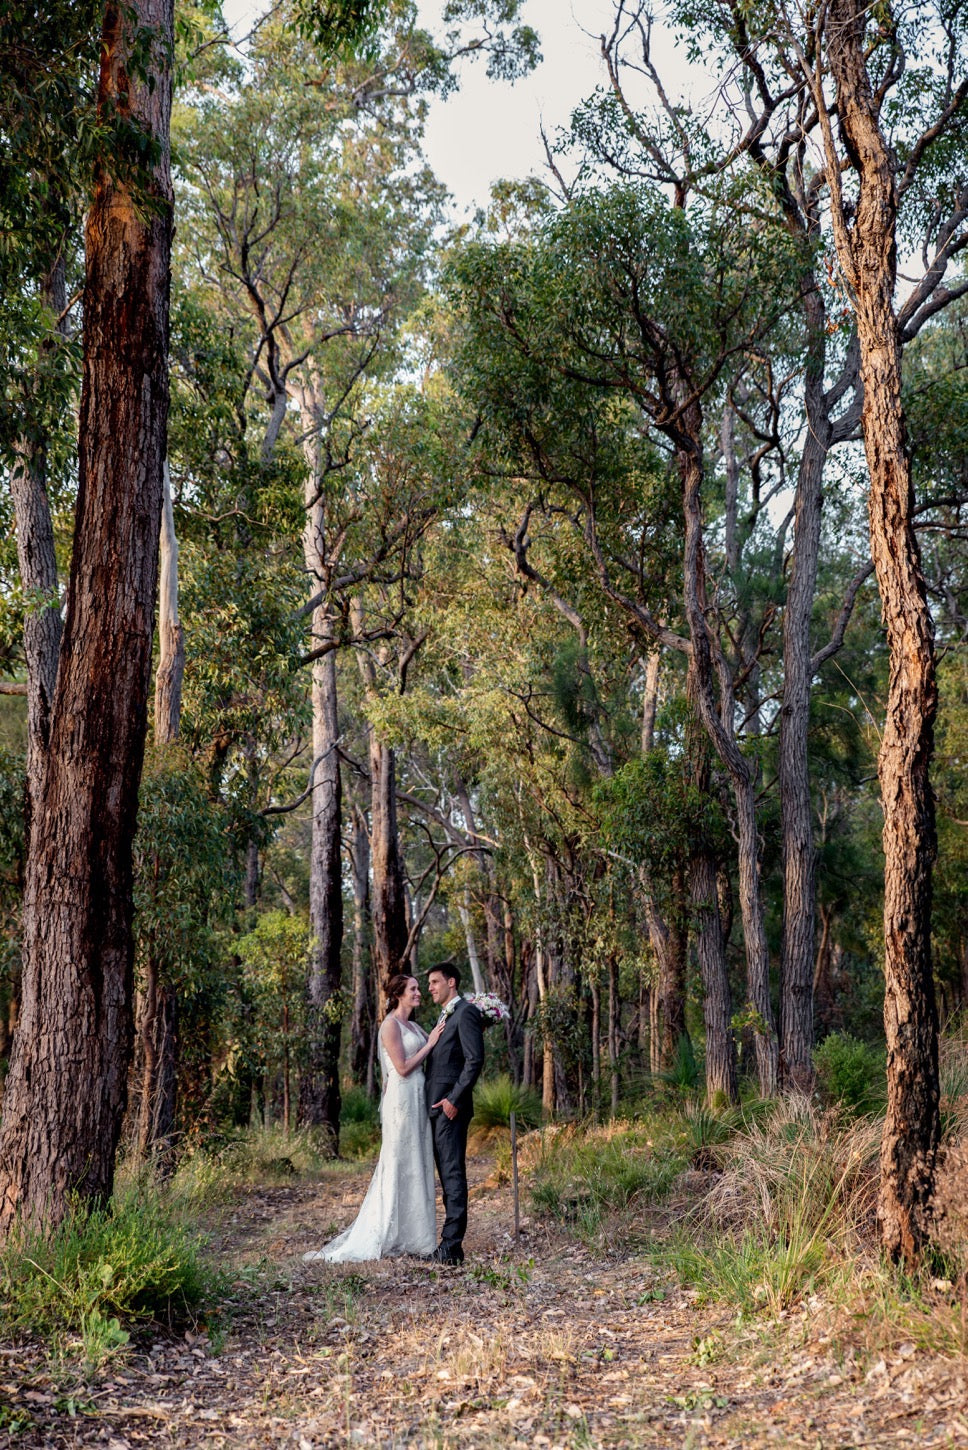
[432, 1097, 458, 1120]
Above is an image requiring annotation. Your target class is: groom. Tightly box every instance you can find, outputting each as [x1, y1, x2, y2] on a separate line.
[425, 963, 484, 1265]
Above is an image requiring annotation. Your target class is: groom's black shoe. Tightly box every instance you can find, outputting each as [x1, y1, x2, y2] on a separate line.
[430, 1246, 464, 1265]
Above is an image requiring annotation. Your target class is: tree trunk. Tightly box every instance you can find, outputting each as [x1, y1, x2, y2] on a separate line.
[608, 954, 620, 1119]
[368, 735, 408, 981]
[353, 603, 409, 982]
[686, 661, 738, 1105]
[154, 460, 185, 746]
[134, 460, 186, 1166]
[9, 258, 66, 839]
[677, 419, 778, 1096]
[0, 0, 174, 1235]
[635, 646, 686, 1070]
[298, 605, 343, 1147]
[822, 0, 940, 1264]
[778, 279, 832, 1092]
[457, 888, 486, 994]
[590, 974, 601, 1118]
[349, 800, 375, 1091]
[136, 954, 178, 1169]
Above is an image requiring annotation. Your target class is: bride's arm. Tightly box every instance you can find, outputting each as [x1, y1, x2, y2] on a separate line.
[379, 1017, 445, 1077]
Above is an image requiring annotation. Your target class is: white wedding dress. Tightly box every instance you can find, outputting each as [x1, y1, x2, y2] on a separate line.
[303, 1017, 437, 1262]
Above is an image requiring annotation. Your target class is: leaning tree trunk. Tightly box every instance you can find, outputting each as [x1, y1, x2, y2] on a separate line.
[0, 0, 174, 1236]
[821, 0, 940, 1265]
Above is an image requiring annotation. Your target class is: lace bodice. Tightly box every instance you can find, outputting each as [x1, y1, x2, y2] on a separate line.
[305, 1016, 436, 1263]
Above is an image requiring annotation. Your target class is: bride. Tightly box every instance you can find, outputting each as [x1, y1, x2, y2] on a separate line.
[303, 973, 444, 1262]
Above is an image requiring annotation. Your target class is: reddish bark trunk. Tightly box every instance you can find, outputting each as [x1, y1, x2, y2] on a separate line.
[0, 0, 174, 1234]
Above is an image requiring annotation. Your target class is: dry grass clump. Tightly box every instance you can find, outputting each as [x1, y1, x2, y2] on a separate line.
[940, 1027, 968, 1141]
[931, 1143, 968, 1268]
[667, 1097, 882, 1316]
[703, 1096, 881, 1247]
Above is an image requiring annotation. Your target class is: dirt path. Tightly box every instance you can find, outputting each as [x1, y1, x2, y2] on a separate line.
[4, 1158, 968, 1448]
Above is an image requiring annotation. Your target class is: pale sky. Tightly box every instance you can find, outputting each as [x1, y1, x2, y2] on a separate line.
[219, 1, 705, 215]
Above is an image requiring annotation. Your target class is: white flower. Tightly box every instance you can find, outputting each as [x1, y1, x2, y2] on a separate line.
[463, 991, 510, 1027]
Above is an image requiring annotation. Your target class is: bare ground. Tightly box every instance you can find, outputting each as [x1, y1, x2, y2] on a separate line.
[3, 1155, 968, 1449]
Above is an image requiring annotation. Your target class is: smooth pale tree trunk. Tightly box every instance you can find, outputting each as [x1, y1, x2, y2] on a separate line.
[0, 0, 174, 1235]
[299, 607, 343, 1146]
[293, 390, 344, 1143]
[821, 0, 940, 1264]
[455, 779, 492, 994]
[526, 850, 556, 1115]
[636, 648, 688, 1071]
[677, 413, 778, 1096]
[521, 939, 539, 1090]
[457, 889, 486, 994]
[154, 460, 185, 746]
[134, 459, 185, 1169]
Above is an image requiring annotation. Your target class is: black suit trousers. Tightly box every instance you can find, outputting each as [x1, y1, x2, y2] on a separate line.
[431, 1107, 471, 1253]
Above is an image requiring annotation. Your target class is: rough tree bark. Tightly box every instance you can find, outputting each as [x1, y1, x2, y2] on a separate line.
[0, 0, 174, 1234]
[815, 0, 941, 1264]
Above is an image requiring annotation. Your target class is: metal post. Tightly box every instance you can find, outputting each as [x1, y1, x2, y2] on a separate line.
[510, 1108, 520, 1242]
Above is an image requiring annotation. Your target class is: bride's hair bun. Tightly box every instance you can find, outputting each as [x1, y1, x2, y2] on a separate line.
[383, 972, 413, 1009]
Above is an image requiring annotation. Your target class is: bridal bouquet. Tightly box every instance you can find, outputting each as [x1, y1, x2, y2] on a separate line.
[463, 991, 509, 1027]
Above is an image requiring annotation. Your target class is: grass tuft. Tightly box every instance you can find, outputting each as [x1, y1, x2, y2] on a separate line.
[470, 1075, 544, 1149]
[528, 1119, 686, 1246]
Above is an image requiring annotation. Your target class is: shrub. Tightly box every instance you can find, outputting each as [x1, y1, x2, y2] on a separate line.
[658, 1034, 701, 1096]
[813, 1032, 886, 1116]
[0, 1181, 221, 1364]
[680, 1100, 743, 1170]
[340, 1087, 381, 1159]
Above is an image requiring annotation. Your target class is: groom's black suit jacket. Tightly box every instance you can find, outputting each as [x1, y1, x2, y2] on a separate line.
[425, 997, 484, 1121]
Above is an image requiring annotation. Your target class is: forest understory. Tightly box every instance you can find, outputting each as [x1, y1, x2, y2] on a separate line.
[4, 1143, 968, 1450]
